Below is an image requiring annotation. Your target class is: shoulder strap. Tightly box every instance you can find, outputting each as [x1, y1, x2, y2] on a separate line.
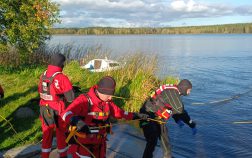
[42, 71, 62, 82]
[83, 93, 93, 112]
[41, 71, 62, 95]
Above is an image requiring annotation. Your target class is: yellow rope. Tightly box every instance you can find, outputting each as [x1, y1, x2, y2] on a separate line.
[65, 126, 77, 143]
[65, 126, 96, 157]
[73, 135, 96, 158]
[112, 95, 143, 102]
[89, 124, 112, 130]
[0, 114, 25, 143]
[147, 118, 166, 124]
[65, 118, 166, 157]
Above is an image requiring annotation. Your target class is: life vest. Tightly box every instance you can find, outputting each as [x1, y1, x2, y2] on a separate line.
[68, 94, 111, 145]
[39, 71, 62, 101]
[83, 94, 110, 123]
[151, 84, 180, 99]
[147, 84, 179, 120]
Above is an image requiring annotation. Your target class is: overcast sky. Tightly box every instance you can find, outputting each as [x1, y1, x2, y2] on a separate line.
[52, 0, 252, 28]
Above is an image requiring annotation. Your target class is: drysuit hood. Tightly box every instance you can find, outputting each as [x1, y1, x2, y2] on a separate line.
[177, 79, 192, 96]
[49, 53, 66, 68]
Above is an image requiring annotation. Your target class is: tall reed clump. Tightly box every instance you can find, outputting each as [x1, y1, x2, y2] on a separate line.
[0, 46, 50, 70]
[64, 52, 161, 112]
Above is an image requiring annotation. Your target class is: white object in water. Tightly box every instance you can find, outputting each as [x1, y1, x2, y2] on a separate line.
[80, 58, 125, 72]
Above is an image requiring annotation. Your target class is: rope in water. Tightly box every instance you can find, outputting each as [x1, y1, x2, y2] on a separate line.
[191, 88, 252, 106]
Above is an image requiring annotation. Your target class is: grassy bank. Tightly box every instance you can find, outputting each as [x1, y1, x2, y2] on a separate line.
[0, 52, 177, 151]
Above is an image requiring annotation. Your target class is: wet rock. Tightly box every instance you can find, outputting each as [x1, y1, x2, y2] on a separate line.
[15, 107, 35, 118]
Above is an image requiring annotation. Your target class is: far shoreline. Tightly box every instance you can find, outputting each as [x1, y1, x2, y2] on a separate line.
[49, 23, 252, 35]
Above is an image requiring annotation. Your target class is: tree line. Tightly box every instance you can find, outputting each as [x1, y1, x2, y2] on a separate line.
[50, 23, 252, 35]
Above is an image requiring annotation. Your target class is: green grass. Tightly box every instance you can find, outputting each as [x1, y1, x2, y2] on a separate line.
[0, 66, 44, 151]
[0, 52, 177, 151]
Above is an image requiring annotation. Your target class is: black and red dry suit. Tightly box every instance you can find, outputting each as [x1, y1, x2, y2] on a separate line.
[140, 81, 196, 158]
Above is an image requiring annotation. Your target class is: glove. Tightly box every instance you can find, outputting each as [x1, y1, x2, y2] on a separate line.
[192, 127, 197, 135]
[189, 120, 196, 128]
[189, 120, 197, 135]
[176, 119, 185, 128]
[70, 116, 90, 133]
[133, 113, 149, 120]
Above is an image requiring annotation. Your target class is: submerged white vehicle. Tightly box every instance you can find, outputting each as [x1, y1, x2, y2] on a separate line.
[80, 58, 125, 72]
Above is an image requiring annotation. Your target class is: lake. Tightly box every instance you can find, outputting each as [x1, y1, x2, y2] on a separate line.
[48, 34, 252, 158]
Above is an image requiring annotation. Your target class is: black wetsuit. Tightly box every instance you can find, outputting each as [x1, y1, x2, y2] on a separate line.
[140, 83, 195, 158]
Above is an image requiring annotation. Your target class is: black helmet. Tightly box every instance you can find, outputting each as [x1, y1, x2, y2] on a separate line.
[178, 79, 192, 96]
[97, 76, 116, 95]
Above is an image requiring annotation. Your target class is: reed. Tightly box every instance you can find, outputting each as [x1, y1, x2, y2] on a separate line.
[64, 52, 160, 112]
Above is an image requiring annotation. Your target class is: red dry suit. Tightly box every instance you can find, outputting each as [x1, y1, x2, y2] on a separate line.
[38, 65, 74, 158]
[62, 85, 134, 158]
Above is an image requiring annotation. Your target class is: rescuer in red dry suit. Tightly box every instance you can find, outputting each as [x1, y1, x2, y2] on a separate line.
[139, 79, 197, 158]
[38, 53, 75, 158]
[61, 76, 148, 158]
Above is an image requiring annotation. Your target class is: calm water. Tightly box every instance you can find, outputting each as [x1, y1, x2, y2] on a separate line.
[49, 34, 252, 158]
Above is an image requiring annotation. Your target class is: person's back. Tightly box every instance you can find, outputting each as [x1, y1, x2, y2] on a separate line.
[38, 53, 75, 158]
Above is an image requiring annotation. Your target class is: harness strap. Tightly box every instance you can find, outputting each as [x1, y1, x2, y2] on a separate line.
[40, 71, 62, 101]
[83, 93, 93, 112]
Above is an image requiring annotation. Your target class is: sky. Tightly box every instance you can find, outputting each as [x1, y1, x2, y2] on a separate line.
[52, 0, 252, 28]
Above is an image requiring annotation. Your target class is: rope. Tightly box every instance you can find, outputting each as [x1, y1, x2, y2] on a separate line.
[147, 118, 166, 124]
[191, 89, 252, 106]
[232, 121, 252, 124]
[0, 114, 25, 143]
[65, 126, 96, 158]
[73, 135, 96, 158]
[65, 118, 167, 157]
[65, 126, 77, 143]
[81, 89, 144, 102]
[112, 95, 143, 102]
[65, 118, 165, 144]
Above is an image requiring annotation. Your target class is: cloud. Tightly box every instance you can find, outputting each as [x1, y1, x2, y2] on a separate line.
[171, 0, 209, 12]
[52, 0, 252, 27]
